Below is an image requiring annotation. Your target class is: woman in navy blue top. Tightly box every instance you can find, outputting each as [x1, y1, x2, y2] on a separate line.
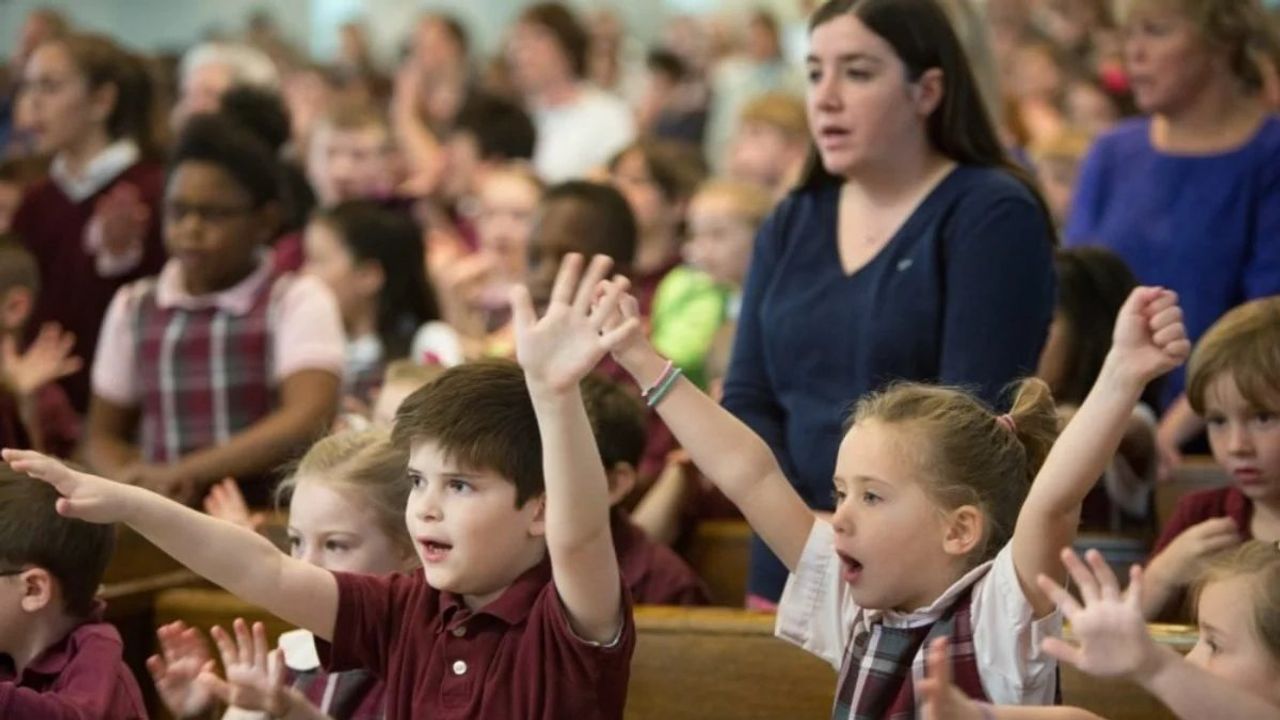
[1065, 0, 1280, 473]
[722, 0, 1056, 604]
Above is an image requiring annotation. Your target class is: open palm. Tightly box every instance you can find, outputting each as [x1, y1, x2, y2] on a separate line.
[200, 619, 290, 715]
[0, 323, 82, 398]
[146, 622, 216, 718]
[510, 253, 640, 392]
[1110, 287, 1191, 384]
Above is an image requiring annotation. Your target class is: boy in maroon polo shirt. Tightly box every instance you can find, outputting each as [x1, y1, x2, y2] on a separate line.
[581, 373, 710, 605]
[0, 465, 147, 718]
[3, 253, 638, 720]
[1143, 296, 1280, 620]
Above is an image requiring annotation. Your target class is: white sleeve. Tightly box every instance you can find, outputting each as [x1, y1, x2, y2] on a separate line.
[970, 544, 1062, 705]
[271, 275, 346, 381]
[90, 286, 139, 406]
[410, 321, 464, 367]
[774, 520, 856, 671]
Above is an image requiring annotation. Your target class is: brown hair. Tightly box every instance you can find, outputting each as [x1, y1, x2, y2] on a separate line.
[274, 429, 414, 557]
[850, 379, 1059, 564]
[0, 239, 39, 297]
[609, 139, 707, 204]
[1191, 540, 1280, 667]
[738, 92, 808, 140]
[580, 373, 646, 470]
[1185, 296, 1280, 414]
[52, 33, 160, 159]
[317, 100, 390, 137]
[392, 359, 544, 507]
[693, 178, 776, 227]
[0, 464, 115, 617]
[382, 359, 445, 388]
[519, 2, 590, 80]
[1123, 0, 1280, 94]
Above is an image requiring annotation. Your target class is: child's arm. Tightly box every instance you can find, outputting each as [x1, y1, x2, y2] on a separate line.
[509, 254, 634, 644]
[1140, 517, 1241, 618]
[0, 325, 82, 454]
[1, 449, 339, 641]
[1038, 549, 1280, 720]
[602, 288, 815, 572]
[1013, 288, 1189, 617]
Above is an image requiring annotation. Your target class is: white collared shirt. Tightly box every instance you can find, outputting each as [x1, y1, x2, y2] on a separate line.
[50, 139, 140, 203]
[775, 520, 1061, 707]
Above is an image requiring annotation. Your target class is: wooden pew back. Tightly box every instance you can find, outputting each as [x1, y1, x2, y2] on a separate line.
[685, 520, 751, 607]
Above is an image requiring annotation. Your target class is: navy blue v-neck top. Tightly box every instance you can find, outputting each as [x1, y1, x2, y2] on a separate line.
[722, 165, 1056, 599]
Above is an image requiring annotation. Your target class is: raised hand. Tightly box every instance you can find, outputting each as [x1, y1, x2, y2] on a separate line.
[88, 182, 150, 256]
[0, 323, 82, 399]
[2, 448, 136, 523]
[1147, 517, 1241, 589]
[509, 253, 639, 392]
[1110, 287, 1191, 386]
[146, 621, 216, 718]
[919, 637, 987, 720]
[198, 618, 291, 716]
[1037, 548, 1161, 680]
[204, 477, 267, 531]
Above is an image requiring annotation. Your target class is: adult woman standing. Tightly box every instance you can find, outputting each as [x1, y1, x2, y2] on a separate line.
[723, 0, 1056, 605]
[1065, 0, 1280, 470]
[11, 33, 166, 413]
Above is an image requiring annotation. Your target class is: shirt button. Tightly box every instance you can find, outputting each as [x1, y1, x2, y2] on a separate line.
[452, 660, 468, 676]
[452, 626, 466, 638]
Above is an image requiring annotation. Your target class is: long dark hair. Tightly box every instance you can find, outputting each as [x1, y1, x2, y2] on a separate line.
[799, 0, 1046, 217]
[312, 201, 441, 359]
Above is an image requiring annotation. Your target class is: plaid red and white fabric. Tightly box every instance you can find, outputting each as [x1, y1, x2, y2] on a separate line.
[132, 274, 288, 464]
[832, 585, 987, 719]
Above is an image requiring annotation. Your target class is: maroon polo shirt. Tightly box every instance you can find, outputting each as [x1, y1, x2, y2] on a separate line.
[612, 510, 710, 606]
[0, 608, 148, 719]
[317, 559, 635, 720]
[1151, 485, 1253, 557]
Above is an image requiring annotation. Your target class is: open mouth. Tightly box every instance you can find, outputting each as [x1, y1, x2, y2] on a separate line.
[836, 550, 863, 584]
[420, 540, 453, 563]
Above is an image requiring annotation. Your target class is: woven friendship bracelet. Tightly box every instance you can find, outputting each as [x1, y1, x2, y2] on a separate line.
[646, 366, 684, 408]
[641, 360, 675, 400]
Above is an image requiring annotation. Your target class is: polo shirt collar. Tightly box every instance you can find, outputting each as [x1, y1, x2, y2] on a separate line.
[50, 139, 140, 203]
[859, 557, 993, 632]
[439, 555, 553, 631]
[154, 252, 273, 316]
[23, 602, 111, 678]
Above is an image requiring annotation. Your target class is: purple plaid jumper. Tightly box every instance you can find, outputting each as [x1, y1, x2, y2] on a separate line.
[131, 275, 285, 466]
[832, 585, 987, 720]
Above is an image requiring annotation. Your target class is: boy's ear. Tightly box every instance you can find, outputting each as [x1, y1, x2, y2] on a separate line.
[941, 504, 983, 559]
[527, 495, 547, 538]
[18, 568, 55, 614]
[606, 463, 637, 507]
[0, 287, 33, 334]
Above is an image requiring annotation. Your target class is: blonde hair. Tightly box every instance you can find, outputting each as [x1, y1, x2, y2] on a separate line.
[738, 92, 808, 140]
[1185, 296, 1280, 414]
[1122, 0, 1280, 93]
[1191, 540, 1280, 667]
[382, 359, 446, 388]
[1028, 128, 1093, 166]
[850, 380, 1060, 564]
[275, 429, 412, 556]
[692, 178, 775, 228]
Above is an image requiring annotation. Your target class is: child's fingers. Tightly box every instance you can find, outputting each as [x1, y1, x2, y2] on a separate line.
[1141, 288, 1178, 316]
[1125, 565, 1145, 610]
[1035, 572, 1083, 618]
[620, 294, 640, 320]
[232, 618, 253, 667]
[548, 252, 584, 308]
[601, 318, 642, 350]
[252, 622, 269, 670]
[1150, 323, 1186, 348]
[1162, 339, 1192, 361]
[1040, 636, 1084, 669]
[197, 671, 233, 705]
[1119, 286, 1163, 317]
[209, 625, 237, 667]
[573, 255, 614, 312]
[1061, 548, 1101, 604]
[508, 284, 537, 334]
[589, 277, 630, 332]
[267, 648, 285, 689]
[145, 654, 168, 681]
[1085, 549, 1120, 601]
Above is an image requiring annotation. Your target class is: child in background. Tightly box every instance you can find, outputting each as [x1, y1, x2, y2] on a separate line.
[0, 157, 47, 235]
[11, 32, 168, 413]
[599, 280, 1189, 711]
[1143, 296, 1280, 620]
[526, 181, 638, 312]
[651, 178, 773, 389]
[1037, 247, 1158, 534]
[724, 92, 808, 199]
[155, 429, 415, 720]
[1029, 129, 1092, 229]
[920, 542, 1280, 719]
[303, 200, 460, 403]
[0, 465, 146, 718]
[305, 102, 399, 207]
[369, 361, 444, 428]
[581, 373, 710, 605]
[8, 253, 638, 719]
[608, 140, 705, 311]
[86, 113, 345, 507]
[0, 241, 80, 456]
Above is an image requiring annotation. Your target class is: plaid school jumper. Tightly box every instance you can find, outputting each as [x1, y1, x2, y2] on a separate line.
[131, 274, 287, 500]
[296, 668, 384, 720]
[833, 585, 987, 720]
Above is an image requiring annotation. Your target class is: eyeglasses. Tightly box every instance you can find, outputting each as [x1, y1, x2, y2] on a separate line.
[164, 201, 255, 225]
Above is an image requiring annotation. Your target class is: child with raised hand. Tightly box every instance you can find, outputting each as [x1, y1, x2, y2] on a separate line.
[4, 252, 637, 720]
[919, 542, 1280, 720]
[599, 283, 1190, 712]
[1143, 296, 1280, 620]
[150, 429, 416, 720]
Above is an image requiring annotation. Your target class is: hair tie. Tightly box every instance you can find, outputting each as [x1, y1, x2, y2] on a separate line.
[996, 414, 1017, 434]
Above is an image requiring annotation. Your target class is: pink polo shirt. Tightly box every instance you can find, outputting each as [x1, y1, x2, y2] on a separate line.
[91, 256, 345, 405]
[0, 610, 148, 719]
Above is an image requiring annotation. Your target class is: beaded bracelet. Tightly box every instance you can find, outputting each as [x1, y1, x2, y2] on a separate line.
[646, 366, 684, 408]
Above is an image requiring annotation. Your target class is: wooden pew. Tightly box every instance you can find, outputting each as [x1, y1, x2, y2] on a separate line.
[685, 519, 751, 607]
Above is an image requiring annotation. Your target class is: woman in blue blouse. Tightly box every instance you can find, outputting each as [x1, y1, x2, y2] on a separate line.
[722, 0, 1056, 605]
[1066, 0, 1280, 473]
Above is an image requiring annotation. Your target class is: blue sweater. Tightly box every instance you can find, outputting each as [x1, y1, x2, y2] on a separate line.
[1066, 116, 1280, 407]
[723, 165, 1056, 600]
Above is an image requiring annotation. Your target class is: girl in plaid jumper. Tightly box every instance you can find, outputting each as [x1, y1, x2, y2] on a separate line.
[148, 429, 416, 720]
[599, 281, 1190, 718]
[85, 113, 345, 506]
